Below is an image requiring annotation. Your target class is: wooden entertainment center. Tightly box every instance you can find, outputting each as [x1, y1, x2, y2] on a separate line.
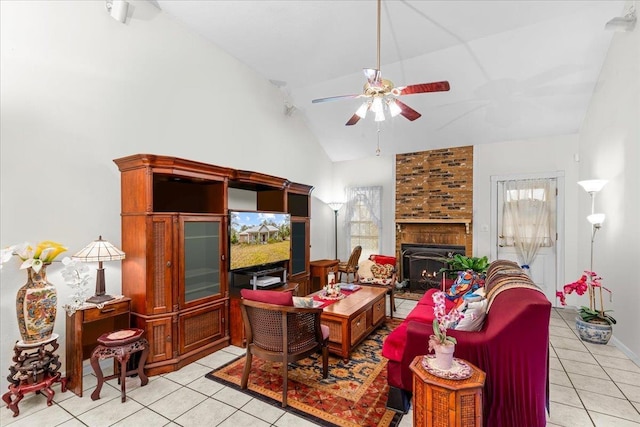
[114, 154, 313, 375]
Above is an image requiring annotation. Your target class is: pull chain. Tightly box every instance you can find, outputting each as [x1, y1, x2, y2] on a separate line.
[376, 123, 381, 156]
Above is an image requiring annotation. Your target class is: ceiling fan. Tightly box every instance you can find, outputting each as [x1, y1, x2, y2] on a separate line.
[311, 0, 450, 126]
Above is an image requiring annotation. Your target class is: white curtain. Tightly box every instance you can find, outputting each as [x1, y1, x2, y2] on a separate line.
[344, 186, 382, 259]
[501, 179, 553, 271]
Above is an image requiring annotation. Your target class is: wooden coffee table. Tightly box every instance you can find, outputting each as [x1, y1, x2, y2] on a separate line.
[314, 286, 387, 361]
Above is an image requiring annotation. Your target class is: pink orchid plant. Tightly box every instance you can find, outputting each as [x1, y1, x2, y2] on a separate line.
[428, 291, 464, 352]
[557, 271, 615, 325]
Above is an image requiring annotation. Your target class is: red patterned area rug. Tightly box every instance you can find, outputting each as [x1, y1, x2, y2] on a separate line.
[206, 318, 403, 427]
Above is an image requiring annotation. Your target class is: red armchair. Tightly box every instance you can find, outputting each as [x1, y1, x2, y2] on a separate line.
[382, 261, 551, 427]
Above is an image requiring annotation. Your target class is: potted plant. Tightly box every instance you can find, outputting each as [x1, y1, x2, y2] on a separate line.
[438, 254, 489, 279]
[557, 270, 615, 344]
[428, 291, 463, 370]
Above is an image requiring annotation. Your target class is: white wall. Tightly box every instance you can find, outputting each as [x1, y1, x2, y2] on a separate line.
[332, 139, 582, 278]
[332, 155, 396, 260]
[473, 135, 580, 277]
[0, 1, 334, 390]
[577, 19, 640, 359]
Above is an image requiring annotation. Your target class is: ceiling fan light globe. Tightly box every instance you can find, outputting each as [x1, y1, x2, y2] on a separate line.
[374, 110, 385, 122]
[388, 99, 402, 117]
[371, 97, 383, 113]
[355, 102, 369, 118]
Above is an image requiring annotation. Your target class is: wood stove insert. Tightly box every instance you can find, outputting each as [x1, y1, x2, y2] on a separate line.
[400, 244, 465, 292]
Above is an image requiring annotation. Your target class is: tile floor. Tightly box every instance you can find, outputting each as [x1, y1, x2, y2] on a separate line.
[1, 299, 639, 426]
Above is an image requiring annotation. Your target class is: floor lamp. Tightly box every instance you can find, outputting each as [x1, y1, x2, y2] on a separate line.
[578, 179, 607, 272]
[328, 202, 344, 260]
[578, 179, 607, 312]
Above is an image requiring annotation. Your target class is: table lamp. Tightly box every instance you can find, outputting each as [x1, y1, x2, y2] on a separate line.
[73, 236, 126, 304]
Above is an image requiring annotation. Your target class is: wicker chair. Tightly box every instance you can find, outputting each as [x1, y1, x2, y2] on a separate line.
[337, 245, 362, 283]
[240, 298, 329, 407]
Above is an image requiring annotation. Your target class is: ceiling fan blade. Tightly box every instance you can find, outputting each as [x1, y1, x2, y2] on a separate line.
[363, 68, 381, 84]
[395, 99, 422, 121]
[345, 114, 361, 126]
[312, 94, 361, 104]
[398, 81, 451, 95]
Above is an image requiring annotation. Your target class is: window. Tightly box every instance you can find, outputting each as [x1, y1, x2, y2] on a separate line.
[501, 179, 554, 248]
[344, 186, 381, 260]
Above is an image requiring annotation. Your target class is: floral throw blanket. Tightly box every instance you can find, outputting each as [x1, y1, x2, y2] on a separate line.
[445, 270, 486, 308]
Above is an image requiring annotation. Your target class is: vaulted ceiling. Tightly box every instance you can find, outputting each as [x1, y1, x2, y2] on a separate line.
[155, 1, 626, 161]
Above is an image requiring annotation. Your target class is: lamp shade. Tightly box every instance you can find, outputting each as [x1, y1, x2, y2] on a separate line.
[107, 0, 129, 24]
[578, 179, 608, 193]
[73, 236, 125, 262]
[328, 202, 344, 212]
[587, 213, 606, 226]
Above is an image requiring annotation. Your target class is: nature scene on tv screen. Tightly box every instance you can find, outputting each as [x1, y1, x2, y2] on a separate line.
[229, 211, 291, 271]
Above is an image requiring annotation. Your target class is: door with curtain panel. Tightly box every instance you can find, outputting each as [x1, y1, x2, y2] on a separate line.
[491, 173, 564, 306]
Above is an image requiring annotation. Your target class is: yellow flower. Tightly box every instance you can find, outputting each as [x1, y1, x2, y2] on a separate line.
[34, 241, 67, 262]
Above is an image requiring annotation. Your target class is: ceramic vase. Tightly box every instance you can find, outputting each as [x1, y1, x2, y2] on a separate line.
[575, 316, 612, 345]
[433, 342, 455, 370]
[15, 265, 57, 344]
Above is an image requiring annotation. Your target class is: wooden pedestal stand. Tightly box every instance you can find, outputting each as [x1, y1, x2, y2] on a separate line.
[2, 335, 67, 417]
[410, 355, 485, 427]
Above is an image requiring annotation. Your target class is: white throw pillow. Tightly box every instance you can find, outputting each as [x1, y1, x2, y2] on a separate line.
[455, 299, 488, 331]
[357, 259, 375, 280]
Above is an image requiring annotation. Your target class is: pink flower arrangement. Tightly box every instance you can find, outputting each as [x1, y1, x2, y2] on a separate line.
[556, 273, 589, 305]
[429, 291, 464, 351]
[557, 271, 615, 325]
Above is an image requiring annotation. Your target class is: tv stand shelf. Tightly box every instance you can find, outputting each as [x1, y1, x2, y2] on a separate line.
[233, 266, 286, 291]
[248, 266, 285, 276]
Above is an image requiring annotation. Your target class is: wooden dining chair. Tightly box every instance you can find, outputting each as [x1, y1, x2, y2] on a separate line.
[337, 245, 362, 283]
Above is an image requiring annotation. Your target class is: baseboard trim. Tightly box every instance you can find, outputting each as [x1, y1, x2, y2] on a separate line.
[610, 335, 640, 367]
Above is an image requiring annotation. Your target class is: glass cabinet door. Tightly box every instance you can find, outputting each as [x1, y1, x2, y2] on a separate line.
[181, 216, 223, 306]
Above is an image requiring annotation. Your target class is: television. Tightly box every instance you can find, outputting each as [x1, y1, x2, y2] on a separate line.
[228, 210, 291, 272]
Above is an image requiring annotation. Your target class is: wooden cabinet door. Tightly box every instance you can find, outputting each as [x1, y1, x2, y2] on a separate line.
[178, 215, 226, 310]
[179, 301, 225, 354]
[148, 215, 175, 315]
[141, 315, 174, 364]
[290, 218, 309, 277]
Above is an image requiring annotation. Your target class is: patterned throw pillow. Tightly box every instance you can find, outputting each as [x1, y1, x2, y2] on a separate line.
[370, 263, 394, 280]
[446, 270, 482, 308]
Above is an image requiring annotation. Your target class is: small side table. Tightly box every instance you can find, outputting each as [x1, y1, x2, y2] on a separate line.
[90, 328, 149, 403]
[2, 335, 67, 417]
[65, 297, 131, 397]
[410, 355, 485, 427]
[310, 259, 339, 294]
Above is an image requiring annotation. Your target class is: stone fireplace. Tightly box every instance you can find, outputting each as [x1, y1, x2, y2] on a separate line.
[395, 147, 473, 291]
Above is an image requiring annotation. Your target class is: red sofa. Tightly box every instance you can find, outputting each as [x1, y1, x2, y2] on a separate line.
[382, 260, 551, 427]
